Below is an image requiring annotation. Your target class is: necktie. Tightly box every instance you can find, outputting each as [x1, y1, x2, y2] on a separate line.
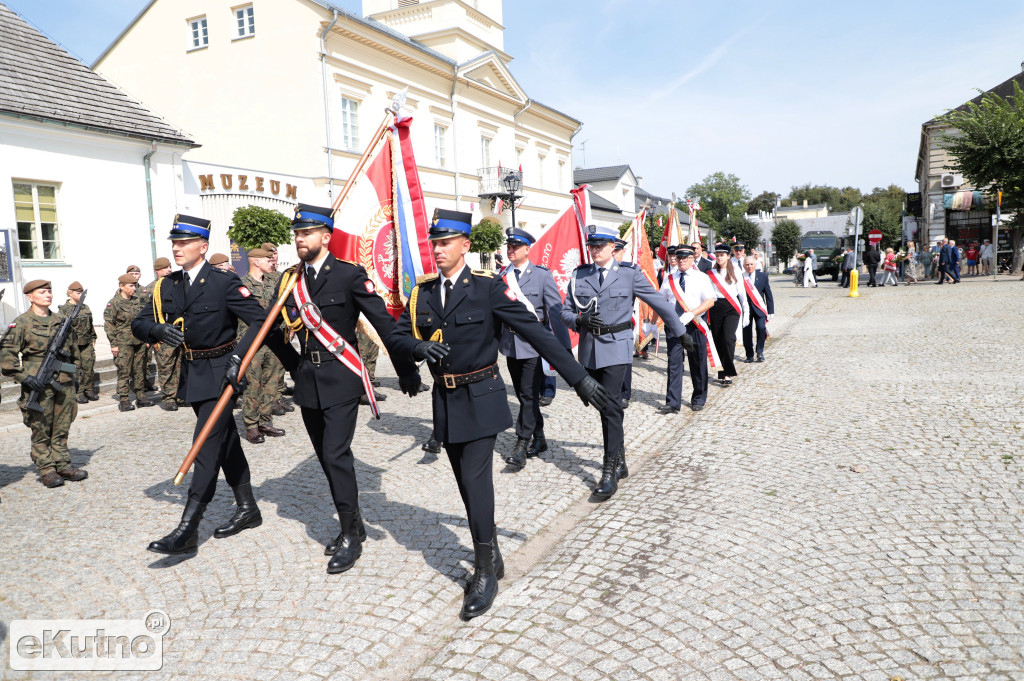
[514, 268, 521, 281]
[598, 268, 605, 287]
[443, 280, 453, 310]
[183, 271, 191, 295]
[306, 265, 316, 284]
[679, 271, 686, 292]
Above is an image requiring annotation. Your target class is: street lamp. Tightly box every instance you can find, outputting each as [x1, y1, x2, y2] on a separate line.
[502, 168, 523, 232]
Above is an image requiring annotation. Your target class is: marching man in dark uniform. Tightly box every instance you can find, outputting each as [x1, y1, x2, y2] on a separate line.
[133, 215, 297, 555]
[497, 227, 564, 471]
[388, 209, 611, 620]
[660, 246, 716, 412]
[561, 224, 688, 501]
[278, 204, 417, 575]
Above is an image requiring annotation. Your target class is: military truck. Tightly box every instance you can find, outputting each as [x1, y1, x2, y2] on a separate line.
[799, 231, 842, 281]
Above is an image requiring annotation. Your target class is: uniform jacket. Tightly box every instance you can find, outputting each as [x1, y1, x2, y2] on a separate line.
[58, 301, 97, 345]
[282, 253, 413, 410]
[388, 264, 587, 444]
[104, 294, 144, 348]
[132, 260, 297, 403]
[561, 261, 686, 370]
[0, 310, 80, 386]
[497, 260, 563, 360]
[238, 272, 276, 338]
[742, 270, 775, 318]
[697, 258, 713, 273]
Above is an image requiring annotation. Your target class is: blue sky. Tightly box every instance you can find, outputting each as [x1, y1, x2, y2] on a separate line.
[8, 0, 1024, 204]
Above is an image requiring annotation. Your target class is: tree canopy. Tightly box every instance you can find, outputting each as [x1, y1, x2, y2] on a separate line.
[684, 172, 750, 229]
[771, 220, 801, 264]
[227, 205, 292, 251]
[717, 214, 763, 251]
[747, 191, 779, 215]
[785, 184, 863, 213]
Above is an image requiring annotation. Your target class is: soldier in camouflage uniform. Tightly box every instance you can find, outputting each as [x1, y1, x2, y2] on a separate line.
[239, 248, 285, 444]
[105, 273, 152, 411]
[262, 242, 294, 414]
[127, 265, 157, 392]
[59, 281, 99, 404]
[0, 279, 88, 488]
[142, 257, 186, 411]
[356, 326, 386, 405]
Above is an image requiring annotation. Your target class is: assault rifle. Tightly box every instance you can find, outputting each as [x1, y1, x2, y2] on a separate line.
[25, 290, 86, 412]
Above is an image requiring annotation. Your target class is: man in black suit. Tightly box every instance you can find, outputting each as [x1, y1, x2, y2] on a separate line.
[133, 215, 298, 555]
[692, 242, 714, 273]
[863, 245, 881, 287]
[280, 204, 418, 575]
[741, 257, 774, 362]
[388, 209, 610, 620]
[840, 247, 856, 288]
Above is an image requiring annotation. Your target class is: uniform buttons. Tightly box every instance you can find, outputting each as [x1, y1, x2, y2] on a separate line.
[443, 322, 448, 328]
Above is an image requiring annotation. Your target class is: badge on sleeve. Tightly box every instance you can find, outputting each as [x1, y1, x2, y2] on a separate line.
[364, 280, 375, 294]
[504, 288, 517, 301]
[239, 286, 251, 298]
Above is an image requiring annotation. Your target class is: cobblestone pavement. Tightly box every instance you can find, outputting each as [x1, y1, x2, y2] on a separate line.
[1, 276, 1022, 680]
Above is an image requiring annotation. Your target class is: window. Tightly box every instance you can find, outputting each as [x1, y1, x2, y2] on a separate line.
[480, 136, 491, 168]
[13, 182, 61, 261]
[341, 97, 360, 150]
[234, 5, 255, 38]
[515, 147, 523, 168]
[434, 124, 447, 167]
[537, 153, 546, 186]
[188, 16, 208, 48]
[558, 160, 566, 188]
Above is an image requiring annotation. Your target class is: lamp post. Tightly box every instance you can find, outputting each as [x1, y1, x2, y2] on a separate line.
[502, 168, 523, 233]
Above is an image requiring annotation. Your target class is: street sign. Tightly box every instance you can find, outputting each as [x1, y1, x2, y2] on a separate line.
[868, 230, 882, 244]
[851, 206, 863, 227]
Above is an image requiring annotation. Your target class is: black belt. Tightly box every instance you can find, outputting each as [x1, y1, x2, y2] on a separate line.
[591, 321, 632, 335]
[184, 338, 237, 361]
[305, 350, 333, 365]
[432, 364, 499, 390]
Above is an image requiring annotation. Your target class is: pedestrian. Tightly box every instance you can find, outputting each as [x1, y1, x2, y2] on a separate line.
[979, 239, 994, 276]
[692, 241, 713, 273]
[659, 246, 711, 413]
[808, 249, 819, 287]
[947, 239, 962, 283]
[0, 280, 88, 488]
[498, 227, 565, 470]
[966, 243, 979, 276]
[730, 242, 747, 277]
[279, 204, 420, 575]
[561, 223, 686, 500]
[864, 245, 881, 286]
[389, 209, 609, 620]
[840, 247, 855, 288]
[905, 242, 920, 284]
[59, 281, 99, 404]
[134, 214, 297, 555]
[708, 243, 748, 386]
[741, 256, 773, 362]
[802, 250, 816, 288]
[882, 248, 898, 286]
[105, 273, 152, 411]
[238, 248, 285, 444]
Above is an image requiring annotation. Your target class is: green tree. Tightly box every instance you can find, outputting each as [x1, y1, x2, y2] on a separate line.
[227, 205, 292, 250]
[939, 81, 1024, 272]
[747, 190, 779, 215]
[772, 219, 801, 265]
[470, 217, 505, 269]
[860, 184, 907, 251]
[785, 184, 862, 213]
[718, 214, 763, 251]
[619, 221, 632, 236]
[685, 172, 751, 228]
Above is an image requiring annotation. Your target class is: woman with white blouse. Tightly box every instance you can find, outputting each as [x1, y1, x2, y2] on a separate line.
[707, 243, 749, 386]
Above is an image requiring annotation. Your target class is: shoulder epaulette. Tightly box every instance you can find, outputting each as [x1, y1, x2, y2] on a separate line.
[534, 264, 550, 271]
[471, 269, 495, 278]
[416, 273, 438, 285]
[617, 262, 636, 269]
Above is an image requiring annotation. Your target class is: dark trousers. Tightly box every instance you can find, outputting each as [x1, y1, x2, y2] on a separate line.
[586, 364, 627, 456]
[622, 362, 632, 400]
[445, 436, 498, 544]
[300, 399, 360, 512]
[543, 374, 557, 398]
[686, 325, 709, 406]
[840, 268, 851, 287]
[743, 315, 767, 358]
[709, 298, 739, 379]
[189, 396, 250, 505]
[951, 263, 961, 281]
[867, 265, 878, 285]
[507, 356, 544, 438]
[665, 335, 685, 408]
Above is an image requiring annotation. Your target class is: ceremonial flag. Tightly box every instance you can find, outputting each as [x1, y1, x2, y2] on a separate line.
[328, 115, 434, 319]
[685, 198, 702, 246]
[622, 210, 662, 352]
[657, 211, 678, 262]
[533, 186, 591, 347]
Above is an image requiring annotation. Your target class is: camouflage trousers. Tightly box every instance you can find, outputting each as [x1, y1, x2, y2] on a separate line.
[114, 343, 147, 399]
[76, 342, 96, 395]
[242, 346, 275, 430]
[268, 351, 286, 400]
[356, 329, 379, 382]
[155, 342, 182, 400]
[20, 382, 77, 474]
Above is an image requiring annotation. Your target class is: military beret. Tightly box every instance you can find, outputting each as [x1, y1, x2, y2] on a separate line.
[23, 279, 51, 294]
[261, 242, 278, 253]
[67, 281, 84, 292]
[153, 257, 171, 270]
[126, 265, 141, 273]
[208, 253, 230, 266]
[247, 248, 271, 259]
[117, 274, 136, 285]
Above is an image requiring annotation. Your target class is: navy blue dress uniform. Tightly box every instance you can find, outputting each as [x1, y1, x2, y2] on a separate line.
[660, 247, 715, 412]
[387, 209, 606, 620]
[613, 238, 634, 407]
[741, 268, 774, 362]
[280, 204, 417, 574]
[561, 224, 687, 500]
[133, 215, 298, 555]
[497, 227, 565, 470]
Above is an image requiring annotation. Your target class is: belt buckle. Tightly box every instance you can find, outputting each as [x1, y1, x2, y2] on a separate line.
[444, 374, 456, 389]
[310, 350, 321, 364]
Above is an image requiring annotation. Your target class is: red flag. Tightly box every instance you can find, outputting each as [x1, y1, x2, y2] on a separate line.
[532, 186, 590, 347]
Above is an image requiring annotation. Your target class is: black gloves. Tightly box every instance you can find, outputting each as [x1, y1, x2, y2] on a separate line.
[221, 354, 248, 396]
[21, 375, 46, 393]
[152, 323, 184, 348]
[680, 332, 696, 354]
[577, 310, 605, 333]
[399, 373, 423, 397]
[573, 375, 612, 411]
[413, 341, 450, 364]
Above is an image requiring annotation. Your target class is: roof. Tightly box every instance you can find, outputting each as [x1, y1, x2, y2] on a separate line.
[586, 192, 622, 214]
[574, 165, 632, 185]
[0, 3, 194, 145]
[936, 70, 1024, 121]
[776, 203, 828, 212]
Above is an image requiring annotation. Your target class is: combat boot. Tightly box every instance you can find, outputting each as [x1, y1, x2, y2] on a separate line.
[160, 400, 178, 411]
[118, 399, 135, 412]
[461, 540, 499, 620]
[76, 393, 89, 404]
[592, 449, 622, 501]
[616, 448, 629, 480]
[57, 467, 89, 482]
[136, 396, 154, 408]
[325, 507, 367, 555]
[148, 498, 206, 554]
[492, 526, 504, 580]
[327, 510, 363, 574]
[504, 437, 529, 471]
[527, 431, 548, 458]
[84, 389, 99, 401]
[40, 471, 64, 488]
[213, 482, 262, 538]
[422, 437, 441, 454]
[271, 401, 287, 416]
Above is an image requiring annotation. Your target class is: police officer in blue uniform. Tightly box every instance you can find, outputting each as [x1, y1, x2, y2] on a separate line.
[388, 209, 610, 620]
[613, 238, 634, 409]
[498, 227, 564, 470]
[561, 224, 689, 501]
[133, 215, 298, 555]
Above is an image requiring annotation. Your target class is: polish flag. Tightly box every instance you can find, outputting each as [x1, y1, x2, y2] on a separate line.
[532, 186, 591, 347]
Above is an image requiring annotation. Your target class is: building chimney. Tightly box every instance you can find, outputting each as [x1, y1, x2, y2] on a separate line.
[636, 176, 643, 188]
[803, 199, 808, 208]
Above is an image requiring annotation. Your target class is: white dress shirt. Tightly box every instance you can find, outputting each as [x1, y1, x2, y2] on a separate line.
[661, 266, 714, 324]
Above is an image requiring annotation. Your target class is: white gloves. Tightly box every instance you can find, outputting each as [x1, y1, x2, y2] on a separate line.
[679, 312, 694, 325]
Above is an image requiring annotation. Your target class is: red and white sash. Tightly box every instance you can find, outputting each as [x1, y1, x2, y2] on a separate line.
[666, 273, 721, 370]
[708, 269, 742, 315]
[293, 271, 380, 419]
[743, 276, 769, 320]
